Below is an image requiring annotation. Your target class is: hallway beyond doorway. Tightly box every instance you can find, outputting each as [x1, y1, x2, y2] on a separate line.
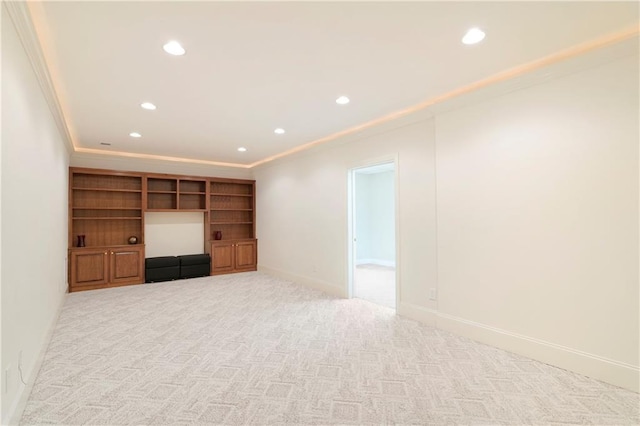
[353, 263, 396, 309]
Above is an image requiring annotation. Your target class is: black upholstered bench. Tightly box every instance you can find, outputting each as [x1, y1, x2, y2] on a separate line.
[145, 254, 211, 283]
[178, 254, 211, 279]
[145, 256, 180, 283]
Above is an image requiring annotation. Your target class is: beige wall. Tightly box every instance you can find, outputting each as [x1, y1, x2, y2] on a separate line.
[144, 212, 205, 258]
[253, 50, 639, 390]
[255, 114, 438, 305]
[1, 8, 70, 422]
[435, 54, 638, 390]
[70, 153, 252, 180]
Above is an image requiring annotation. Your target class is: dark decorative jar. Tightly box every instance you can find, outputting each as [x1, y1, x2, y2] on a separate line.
[77, 235, 86, 247]
[214, 231, 222, 240]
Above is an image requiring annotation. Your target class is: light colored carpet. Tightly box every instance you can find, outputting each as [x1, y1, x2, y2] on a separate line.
[354, 264, 396, 309]
[21, 272, 639, 425]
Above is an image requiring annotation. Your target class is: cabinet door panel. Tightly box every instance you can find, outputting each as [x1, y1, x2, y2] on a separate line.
[235, 241, 257, 270]
[211, 243, 234, 274]
[110, 247, 144, 284]
[71, 250, 109, 289]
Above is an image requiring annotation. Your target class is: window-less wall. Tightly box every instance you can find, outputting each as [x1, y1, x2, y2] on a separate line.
[1, 8, 70, 422]
[254, 50, 639, 391]
[144, 212, 205, 258]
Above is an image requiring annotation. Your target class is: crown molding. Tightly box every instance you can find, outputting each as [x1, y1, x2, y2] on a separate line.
[3, 1, 75, 154]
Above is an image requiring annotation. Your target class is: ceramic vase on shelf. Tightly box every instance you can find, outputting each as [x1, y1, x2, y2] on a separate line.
[77, 235, 86, 247]
[214, 231, 222, 240]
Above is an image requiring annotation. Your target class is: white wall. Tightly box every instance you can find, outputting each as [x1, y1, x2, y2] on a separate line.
[144, 212, 205, 257]
[255, 114, 438, 304]
[253, 50, 638, 390]
[1, 8, 70, 422]
[70, 152, 252, 180]
[435, 54, 638, 389]
[355, 170, 395, 265]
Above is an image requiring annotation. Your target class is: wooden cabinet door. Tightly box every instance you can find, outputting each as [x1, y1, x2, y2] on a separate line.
[109, 247, 144, 284]
[211, 242, 235, 274]
[235, 240, 257, 271]
[70, 249, 109, 290]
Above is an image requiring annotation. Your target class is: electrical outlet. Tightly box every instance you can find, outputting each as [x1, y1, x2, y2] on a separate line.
[429, 288, 437, 301]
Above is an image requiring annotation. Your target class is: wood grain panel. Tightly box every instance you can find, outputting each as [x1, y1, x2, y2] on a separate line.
[71, 249, 109, 288]
[211, 242, 234, 274]
[110, 247, 144, 284]
[235, 240, 257, 270]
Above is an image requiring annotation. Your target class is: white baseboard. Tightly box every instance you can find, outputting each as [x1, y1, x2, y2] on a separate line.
[435, 311, 639, 392]
[6, 290, 67, 425]
[355, 258, 396, 268]
[397, 302, 438, 326]
[258, 265, 347, 298]
[398, 301, 639, 392]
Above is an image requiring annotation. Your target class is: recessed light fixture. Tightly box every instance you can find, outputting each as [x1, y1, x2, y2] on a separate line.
[336, 96, 350, 105]
[462, 27, 485, 45]
[237, 147, 247, 152]
[129, 132, 142, 138]
[274, 128, 285, 134]
[163, 40, 186, 56]
[100, 142, 111, 146]
[140, 102, 156, 110]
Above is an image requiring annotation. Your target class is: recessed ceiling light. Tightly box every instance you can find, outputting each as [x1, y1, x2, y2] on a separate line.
[129, 132, 142, 138]
[140, 102, 156, 110]
[237, 147, 247, 152]
[336, 96, 350, 105]
[274, 128, 285, 134]
[163, 40, 186, 56]
[462, 28, 485, 45]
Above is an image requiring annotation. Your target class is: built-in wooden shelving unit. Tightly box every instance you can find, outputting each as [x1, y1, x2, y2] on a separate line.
[68, 168, 257, 292]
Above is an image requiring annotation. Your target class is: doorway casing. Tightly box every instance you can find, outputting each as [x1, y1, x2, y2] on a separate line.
[347, 156, 400, 310]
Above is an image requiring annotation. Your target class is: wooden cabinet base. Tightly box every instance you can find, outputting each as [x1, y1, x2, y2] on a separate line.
[69, 245, 145, 292]
[210, 239, 257, 275]
[70, 281, 145, 293]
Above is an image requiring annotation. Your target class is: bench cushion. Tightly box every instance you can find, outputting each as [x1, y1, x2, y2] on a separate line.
[145, 256, 179, 268]
[179, 254, 211, 266]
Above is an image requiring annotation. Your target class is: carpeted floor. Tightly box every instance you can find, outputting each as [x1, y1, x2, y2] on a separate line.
[21, 272, 639, 425]
[354, 264, 396, 309]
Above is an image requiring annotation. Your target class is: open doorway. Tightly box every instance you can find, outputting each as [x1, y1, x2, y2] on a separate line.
[348, 161, 397, 310]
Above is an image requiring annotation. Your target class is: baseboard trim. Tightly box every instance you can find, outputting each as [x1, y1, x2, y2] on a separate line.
[6, 290, 67, 425]
[355, 259, 396, 268]
[397, 302, 438, 327]
[258, 265, 347, 298]
[435, 311, 639, 392]
[255, 267, 639, 393]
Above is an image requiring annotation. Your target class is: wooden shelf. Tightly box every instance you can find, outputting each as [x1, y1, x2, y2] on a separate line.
[146, 207, 204, 212]
[147, 190, 177, 194]
[72, 187, 142, 193]
[211, 208, 253, 211]
[181, 191, 206, 195]
[210, 221, 253, 225]
[72, 207, 141, 210]
[73, 217, 142, 220]
[210, 193, 253, 197]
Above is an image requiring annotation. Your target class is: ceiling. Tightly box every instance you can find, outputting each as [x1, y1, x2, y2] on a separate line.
[30, 1, 638, 167]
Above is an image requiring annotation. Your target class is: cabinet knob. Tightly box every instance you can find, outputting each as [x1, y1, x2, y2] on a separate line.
[104, 252, 107, 255]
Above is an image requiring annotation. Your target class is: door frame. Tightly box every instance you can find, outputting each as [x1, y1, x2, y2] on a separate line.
[347, 156, 400, 310]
